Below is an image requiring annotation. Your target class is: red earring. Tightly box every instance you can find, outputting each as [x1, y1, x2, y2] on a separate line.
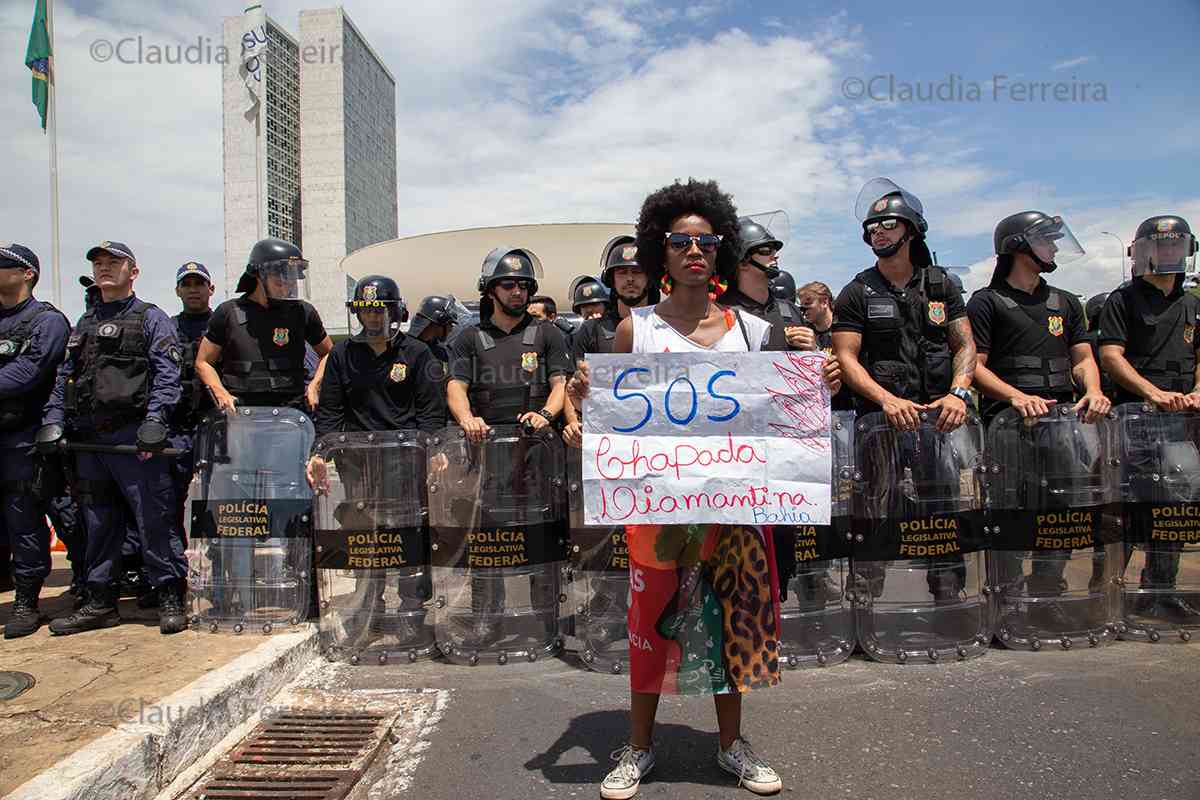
[660, 274, 673, 295]
[707, 275, 728, 300]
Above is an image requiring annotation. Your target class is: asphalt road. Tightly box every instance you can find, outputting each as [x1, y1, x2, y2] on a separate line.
[298, 640, 1200, 800]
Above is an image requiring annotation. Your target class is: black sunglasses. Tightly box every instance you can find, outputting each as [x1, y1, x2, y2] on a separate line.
[664, 233, 723, 253]
[865, 219, 902, 234]
[495, 279, 532, 292]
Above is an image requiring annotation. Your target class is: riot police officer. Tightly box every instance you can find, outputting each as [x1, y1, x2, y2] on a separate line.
[833, 179, 976, 430]
[529, 294, 576, 349]
[769, 270, 797, 305]
[833, 179, 976, 604]
[970, 212, 1107, 424]
[720, 217, 815, 350]
[447, 247, 570, 441]
[170, 262, 214, 510]
[0, 244, 70, 638]
[1099, 215, 1200, 621]
[408, 295, 460, 370]
[969, 212, 1110, 618]
[37, 241, 189, 635]
[569, 236, 655, 367]
[310, 276, 445, 443]
[195, 238, 333, 414]
[446, 248, 570, 645]
[570, 276, 609, 321]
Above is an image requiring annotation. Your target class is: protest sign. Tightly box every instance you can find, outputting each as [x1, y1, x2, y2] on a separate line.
[582, 351, 832, 526]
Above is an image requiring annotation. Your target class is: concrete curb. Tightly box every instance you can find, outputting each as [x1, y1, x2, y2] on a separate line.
[3, 626, 319, 800]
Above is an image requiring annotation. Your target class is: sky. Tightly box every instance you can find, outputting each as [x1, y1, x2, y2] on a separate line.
[2, 0, 1199, 322]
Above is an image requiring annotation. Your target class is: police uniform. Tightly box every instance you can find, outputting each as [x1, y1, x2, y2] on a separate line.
[834, 263, 966, 598]
[315, 334, 446, 437]
[570, 307, 621, 363]
[0, 244, 70, 637]
[968, 279, 1088, 424]
[449, 314, 571, 426]
[204, 296, 327, 409]
[833, 264, 962, 415]
[41, 242, 188, 633]
[1099, 277, 1200, 599]
[169, 262, 214, 537]
[716, 284, 806, 351]
[969, 277, 1089, 596]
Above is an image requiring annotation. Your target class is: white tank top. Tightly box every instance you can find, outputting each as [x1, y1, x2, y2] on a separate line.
[630, 304, 772, 353]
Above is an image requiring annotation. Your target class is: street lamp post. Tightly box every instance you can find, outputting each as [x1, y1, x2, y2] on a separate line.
[1100, 231, 1127, 283]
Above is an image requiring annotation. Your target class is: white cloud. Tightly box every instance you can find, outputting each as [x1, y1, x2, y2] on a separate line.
[1052, 55, 1094, 71]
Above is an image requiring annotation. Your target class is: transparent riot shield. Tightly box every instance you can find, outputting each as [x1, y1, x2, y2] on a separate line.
[986, 407, 1121, 651]
[185, 408, 314, 634]
[1115, 403, 1200, 643]
[778, 410, 856, 668]
[428, 424, 568, 665]
[566, 446, 629, 674]
[313, 431, 434, 664]
[850, 411, 991, 663]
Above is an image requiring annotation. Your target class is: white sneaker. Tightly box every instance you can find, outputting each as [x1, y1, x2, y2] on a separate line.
[717, 737, 782, 795]
[600, 744, 655, 800]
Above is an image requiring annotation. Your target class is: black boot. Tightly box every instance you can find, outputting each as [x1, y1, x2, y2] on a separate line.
[48, 584, 121, 635]
[158, 580, 187, 634]
[0, 546, 12, 593]
[4, 581, 42, 639]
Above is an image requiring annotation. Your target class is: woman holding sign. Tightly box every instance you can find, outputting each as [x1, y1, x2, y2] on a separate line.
[571, 179, 786, 799]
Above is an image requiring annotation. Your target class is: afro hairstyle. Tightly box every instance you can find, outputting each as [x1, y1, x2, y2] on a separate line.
[635, 178, 741, 284]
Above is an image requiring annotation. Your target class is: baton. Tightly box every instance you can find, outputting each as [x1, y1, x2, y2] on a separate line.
[55, 441, 185, 457]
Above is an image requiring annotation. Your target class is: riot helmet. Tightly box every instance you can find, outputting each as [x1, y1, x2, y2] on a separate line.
[408, 294, 460, 340]
[855, 178, 931, 263]
[737, 216, 784, 278]
[346, 275, 406, 342]
[946, 271, 966, 295]
[1129, 215, 1196, 277]
[570, 275, 610, 317]
[769, 270, 796, 302]
[478, 247, 542, 319]
[1085, 292, 1108, 332]
[993, 211, 1085, 275]
[600, 235, 655, 305]
[237, 238, 308, 300]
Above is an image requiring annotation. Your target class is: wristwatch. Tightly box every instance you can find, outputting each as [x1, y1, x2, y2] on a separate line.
[537, 408, 555, 422]
[949, 387, 973, 405]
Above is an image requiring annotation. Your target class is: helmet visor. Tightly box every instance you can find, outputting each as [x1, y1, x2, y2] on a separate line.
[855, 178, 924, 222]
[1134, 231, 1197, 275]
[259, 258, 308, 301]
[743, 210, 791, 247]
[348, 300, 403, 342]
[1025, 216, 1084, 266]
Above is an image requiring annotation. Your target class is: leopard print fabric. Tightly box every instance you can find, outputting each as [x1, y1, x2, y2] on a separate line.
[707, 525, 781, 691]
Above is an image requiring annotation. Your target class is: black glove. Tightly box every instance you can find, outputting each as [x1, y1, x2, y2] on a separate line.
[136, 419, 169, 453]
[35, 423, 65, 456]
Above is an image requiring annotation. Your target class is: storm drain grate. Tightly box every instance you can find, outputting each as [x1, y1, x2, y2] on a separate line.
[229, 712, 388, 767]
[190, 710, 392, 800]
[192, 770, 359, 799]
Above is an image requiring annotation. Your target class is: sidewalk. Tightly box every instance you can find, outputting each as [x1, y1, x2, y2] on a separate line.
[0, 553, 310, 798]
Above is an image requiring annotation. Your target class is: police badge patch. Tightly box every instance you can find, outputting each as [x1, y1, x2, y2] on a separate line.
[521, 352, 538, 372]
[1186, 324, 1195, 345]
[168, 344, 183, 363]
[583, 286, 594, 297]
[1048, 315, 1064, 336]
[872, 198, 889, 213]
[389, 362, 407, 383]
[1158, 219, 1173, 232]
[0, 340, 17, 357]
[621, 245, 637, 262]
[362, 284, 378, 301]
[927, 301, 946, 325]
[98, 322, 119, 338]
[273, 327, 289, 346]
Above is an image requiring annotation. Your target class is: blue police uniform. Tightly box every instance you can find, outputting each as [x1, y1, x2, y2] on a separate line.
[41, 242, 188, 634]
[170, 261, 215, 530]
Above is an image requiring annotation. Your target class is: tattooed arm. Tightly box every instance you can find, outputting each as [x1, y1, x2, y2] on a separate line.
[947, 316, 976, 391]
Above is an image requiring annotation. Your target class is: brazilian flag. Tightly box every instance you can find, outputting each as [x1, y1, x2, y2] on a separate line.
[25, 0, 51, 130]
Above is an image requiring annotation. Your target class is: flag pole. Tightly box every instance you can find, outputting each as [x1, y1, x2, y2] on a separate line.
[46, 0, 61, 307]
